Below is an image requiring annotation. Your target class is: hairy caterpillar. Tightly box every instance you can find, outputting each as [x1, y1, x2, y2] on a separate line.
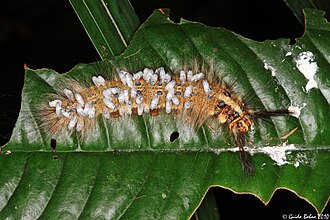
[42, 63, 297, 175]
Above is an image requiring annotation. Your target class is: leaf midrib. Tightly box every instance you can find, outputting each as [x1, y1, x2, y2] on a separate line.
[5, 145, 330, 153]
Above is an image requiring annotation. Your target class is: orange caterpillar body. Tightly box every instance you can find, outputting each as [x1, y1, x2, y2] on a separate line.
[47, 67, 253, 135]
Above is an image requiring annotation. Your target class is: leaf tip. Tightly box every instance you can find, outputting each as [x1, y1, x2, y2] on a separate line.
[158, 8, 170, 17]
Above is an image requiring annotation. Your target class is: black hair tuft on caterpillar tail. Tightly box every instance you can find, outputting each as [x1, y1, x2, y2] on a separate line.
[252, 109, 291, 118]
[234, 132, 255, 176]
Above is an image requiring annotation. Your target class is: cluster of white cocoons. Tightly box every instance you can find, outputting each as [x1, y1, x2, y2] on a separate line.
[49, 67, 211, 131]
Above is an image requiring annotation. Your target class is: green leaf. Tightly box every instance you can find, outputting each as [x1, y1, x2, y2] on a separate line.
[1, 8, 329, 219]
[69, 0, 140, 59]
[283, 0, 330, 24]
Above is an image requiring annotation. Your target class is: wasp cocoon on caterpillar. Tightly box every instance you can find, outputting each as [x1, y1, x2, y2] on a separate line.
[40, 61, 298, 175]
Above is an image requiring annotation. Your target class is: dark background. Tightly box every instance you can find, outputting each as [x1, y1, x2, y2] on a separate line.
[0, 0, 329, 219]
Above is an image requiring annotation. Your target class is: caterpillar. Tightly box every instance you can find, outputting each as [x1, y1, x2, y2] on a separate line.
[43, 63, 297, 175]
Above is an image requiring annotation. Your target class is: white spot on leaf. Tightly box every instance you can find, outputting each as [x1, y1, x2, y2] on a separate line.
[295, 51, 318, 92]
[162, 193, 167, 199]
[263, 61, 277, 77]
[288, 103, 306, 118]
[250, 144, 296, 166]
[285, 52, 292, 56]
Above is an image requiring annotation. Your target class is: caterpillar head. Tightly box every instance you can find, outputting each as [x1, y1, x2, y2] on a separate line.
[214, 97, 252, 134]
[228, 114, 253, 134]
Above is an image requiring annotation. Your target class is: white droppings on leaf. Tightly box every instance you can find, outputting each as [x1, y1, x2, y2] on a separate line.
[295, 51, 318, 92]
[220, 144, 296, 166]
[285, 52, 292, 56]
[288, 103, 306, 118]
[293, 152, 313, 168]
[162, 193, 167, 199]
[250, 144, 297, 166]
[263, 61, 277, 77]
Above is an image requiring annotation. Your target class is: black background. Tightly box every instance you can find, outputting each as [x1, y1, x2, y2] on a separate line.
[0, 0, 329, 219]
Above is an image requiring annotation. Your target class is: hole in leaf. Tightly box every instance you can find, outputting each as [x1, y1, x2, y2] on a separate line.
[170, 131, 179, 142]
[50, 138, 57, 152]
